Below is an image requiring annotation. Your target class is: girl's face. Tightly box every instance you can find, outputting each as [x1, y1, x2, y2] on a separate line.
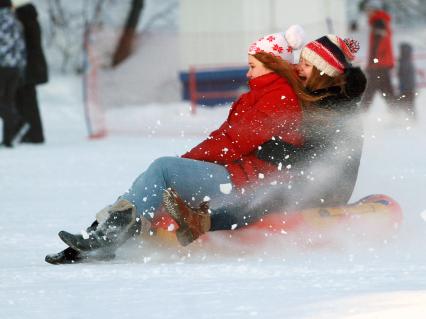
[296, 57, 314, 85]
[246, 55, 272, 79]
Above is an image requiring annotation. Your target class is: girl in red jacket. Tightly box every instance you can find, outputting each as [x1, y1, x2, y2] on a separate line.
[46, 25, 313, 264]
[361, 1, 395, 110]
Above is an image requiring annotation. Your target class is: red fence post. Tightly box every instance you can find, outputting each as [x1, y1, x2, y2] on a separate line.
[189, 65, 197, 115]
[83, 24, 107, 139]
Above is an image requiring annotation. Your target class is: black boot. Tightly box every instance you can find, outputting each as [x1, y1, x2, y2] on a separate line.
[45, 221, 104, 265]
[45, 247, 83, 264]
[58, 200, 141, 253]
[45, 247, 116, 265]
[3, 117, 30, 147]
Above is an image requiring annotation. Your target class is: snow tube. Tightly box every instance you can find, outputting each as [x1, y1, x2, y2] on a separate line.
[149, 194, 402, 248]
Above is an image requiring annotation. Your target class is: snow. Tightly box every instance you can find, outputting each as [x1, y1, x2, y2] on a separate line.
[220, 183, 233, 195]
[1, 73, 426, 319]
[2, 2, 425, 317]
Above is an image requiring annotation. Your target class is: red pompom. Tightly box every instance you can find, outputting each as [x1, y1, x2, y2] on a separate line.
[344, 38, 360, 54]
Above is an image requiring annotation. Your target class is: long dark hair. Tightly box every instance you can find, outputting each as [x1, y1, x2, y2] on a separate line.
[253, 52, 350, 119]
[252, 52, 322, 105]
[305, 67, 346, 94]
[302, 66, 352, 130]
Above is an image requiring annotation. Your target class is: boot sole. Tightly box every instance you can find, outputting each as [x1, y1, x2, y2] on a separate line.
[45, 247, 115, 265]
[163, 189, 195, 246]
[58, 230, 120, 258]
[58, 230, 95, 252]
[45, 247, 83, 265]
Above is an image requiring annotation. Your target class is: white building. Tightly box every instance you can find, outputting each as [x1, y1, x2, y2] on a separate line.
[179, 0, 348, 70]
[99, 0, 349, 108]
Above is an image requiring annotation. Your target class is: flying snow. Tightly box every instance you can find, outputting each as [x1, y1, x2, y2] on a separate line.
[420, 210, 426, 222]
[219, 183, 232, 194]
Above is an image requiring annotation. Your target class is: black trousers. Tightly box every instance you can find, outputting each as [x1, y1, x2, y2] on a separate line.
[0, 67, 21, 145]
[16, 84, 44, 142]
[396, 91, 416, 120]
[361, 68, 396, 111]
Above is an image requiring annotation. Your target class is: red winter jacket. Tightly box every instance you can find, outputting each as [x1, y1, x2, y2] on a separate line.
[368, 10, 394, 69]
[182, 72, 303, 188]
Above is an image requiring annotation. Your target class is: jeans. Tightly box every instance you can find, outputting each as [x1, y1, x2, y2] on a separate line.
[120, 156, 232, 221]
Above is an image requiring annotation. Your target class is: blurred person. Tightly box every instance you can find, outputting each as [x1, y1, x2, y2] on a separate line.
[0, 0, 26, 147]
[396, 42, 416, 121]
[46, 25, 313, 264]
[164, 35, 367, 247]
[361, 0, 396, 111]
[14, 0, 48, 144]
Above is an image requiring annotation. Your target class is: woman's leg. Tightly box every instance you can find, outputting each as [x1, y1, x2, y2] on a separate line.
[16, 85, 45, 143]
[161, 184, 272, 246]
[120, 156, 232, 221]
[209, 188, 279, 231]
[55, 156, 233, 257]
[0, 68, 21, 146]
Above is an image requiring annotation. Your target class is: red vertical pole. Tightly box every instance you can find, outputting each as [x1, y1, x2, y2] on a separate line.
[189, 66, 197, 115]
[83, 25, 107, 139]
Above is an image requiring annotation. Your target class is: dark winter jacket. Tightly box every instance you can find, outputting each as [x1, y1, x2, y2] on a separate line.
[182, 72, 303, 188]
[257, 67, 367, 207]
[15, 4, 48, 85]
[0, 7, 26, 69]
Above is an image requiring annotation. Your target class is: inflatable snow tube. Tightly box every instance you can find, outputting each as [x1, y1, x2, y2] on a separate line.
[148, 194, 402, 249]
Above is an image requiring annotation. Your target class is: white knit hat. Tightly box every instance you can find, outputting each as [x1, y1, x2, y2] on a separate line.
[248, 25, 305, 63]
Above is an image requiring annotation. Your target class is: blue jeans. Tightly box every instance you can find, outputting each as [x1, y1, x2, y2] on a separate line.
[120, 156, 233, 221]
[119, 156, 323, 232]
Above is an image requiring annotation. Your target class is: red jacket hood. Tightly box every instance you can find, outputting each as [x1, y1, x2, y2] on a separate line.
[248, 72, 282, 91]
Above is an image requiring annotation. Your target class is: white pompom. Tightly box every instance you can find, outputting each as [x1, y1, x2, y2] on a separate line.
[284, 24, 306, 50]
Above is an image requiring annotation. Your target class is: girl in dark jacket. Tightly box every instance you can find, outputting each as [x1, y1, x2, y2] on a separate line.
[15, 2, 48, 143]
[164, 35, 367, 246]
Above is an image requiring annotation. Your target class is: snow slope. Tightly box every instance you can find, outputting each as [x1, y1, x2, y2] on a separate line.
[1, 75, 426, 319]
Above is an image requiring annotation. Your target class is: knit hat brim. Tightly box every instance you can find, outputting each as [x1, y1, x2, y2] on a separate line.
[301, 47, 340, 77]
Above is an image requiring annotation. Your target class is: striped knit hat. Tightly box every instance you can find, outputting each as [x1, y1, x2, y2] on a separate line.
[301, 35, 360, 77]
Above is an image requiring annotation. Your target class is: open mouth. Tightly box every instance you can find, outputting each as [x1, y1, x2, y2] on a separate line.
[298, 75, 307, 82]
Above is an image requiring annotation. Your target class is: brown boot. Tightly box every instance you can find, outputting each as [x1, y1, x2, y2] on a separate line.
[163, 189, 211, 246]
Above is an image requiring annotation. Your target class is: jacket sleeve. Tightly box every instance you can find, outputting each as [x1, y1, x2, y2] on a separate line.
[182, 90, 301, 164]
[257, 138, 306, 165]
[181, 122, 237, 163]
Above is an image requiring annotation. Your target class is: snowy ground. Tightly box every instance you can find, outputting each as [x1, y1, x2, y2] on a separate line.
[1, 75, 426, 319]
